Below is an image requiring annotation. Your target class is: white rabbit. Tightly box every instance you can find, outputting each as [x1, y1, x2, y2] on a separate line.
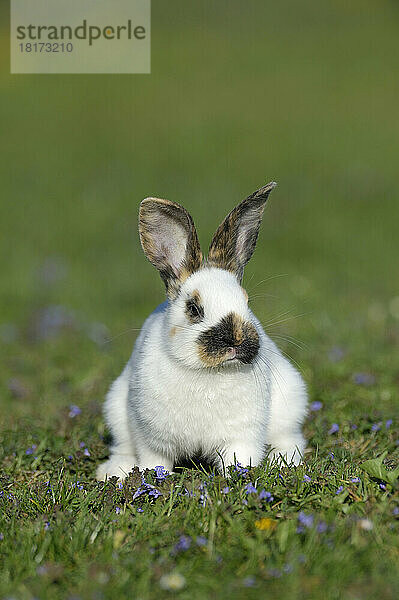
[96, 182, 308, 480]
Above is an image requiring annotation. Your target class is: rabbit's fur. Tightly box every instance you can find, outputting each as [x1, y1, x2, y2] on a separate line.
[97, 182, 308, 479]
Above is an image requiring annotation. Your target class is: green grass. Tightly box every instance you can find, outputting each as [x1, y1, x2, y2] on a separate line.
[1, 0, 399, 598]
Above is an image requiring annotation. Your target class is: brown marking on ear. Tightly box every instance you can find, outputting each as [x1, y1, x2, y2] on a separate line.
[207, 181, 276, 282]
[139, 197, 203, 299]
[170, 326, 177, 337]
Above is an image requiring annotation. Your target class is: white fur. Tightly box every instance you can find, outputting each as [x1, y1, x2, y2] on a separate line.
[97, 268, 308, 480]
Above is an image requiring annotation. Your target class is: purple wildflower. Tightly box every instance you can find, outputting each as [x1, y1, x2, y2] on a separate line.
[79, 442, 86, 448]
[117, 482, 123, 490]
[350, 424, 358, 430]
[336, 486, 344, 495]
[298, 512, 313, 528]
[303, 475, 312, 483]
[328, 346, 345, 362]
[154, 465, 168, 480]
[353, 372, 375, 386]
[328, 452, 335, 460]
[115, 507, 121, 514]
[283, 563, 293, 573]
[317, 521, 328, 533]
[196, 536, 207, 547]
[137, 507, 144, 513]
[244, 483, 257, 494]
[0, 533, 3, 541]
[221, 486, 230, 494]
[25, 444, 37, 455]
[351, 477, 361, 483]
[68, 404, 81, 418]
[234, 462, 249, 476]
[379, 483, 386, 491]
[328, 423, 339, 435]
[310, 401, 323, 412]
[386, 419, 393, 429]
[268, 568, 281, 578]
[83, 448, 90, 457]
[371, 422, 382, 432]
[393, 507, 399, 516]
[174, 535, 191, 552]
[242, 576, 256, 587]
[259, 489, 274, 502]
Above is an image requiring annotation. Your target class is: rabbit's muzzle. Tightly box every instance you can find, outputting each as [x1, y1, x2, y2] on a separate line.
[196, 312, 259, 367]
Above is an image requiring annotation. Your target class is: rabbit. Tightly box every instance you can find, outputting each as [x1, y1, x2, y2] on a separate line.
[96, 182, 308, 480]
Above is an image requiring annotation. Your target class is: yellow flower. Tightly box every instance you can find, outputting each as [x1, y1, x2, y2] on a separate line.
[255, 517, 276, 531]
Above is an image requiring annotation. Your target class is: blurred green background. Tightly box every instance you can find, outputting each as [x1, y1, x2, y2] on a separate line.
[1, 0, 398, 421]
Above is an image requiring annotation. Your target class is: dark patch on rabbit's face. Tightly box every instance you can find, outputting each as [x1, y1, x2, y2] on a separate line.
[185, 289, 205, 324]
[197, 312, 259, 367]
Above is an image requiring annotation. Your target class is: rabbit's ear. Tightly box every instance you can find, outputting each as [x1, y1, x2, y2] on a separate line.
[207, 181, 276, 283]
[139, 197, 202, 298]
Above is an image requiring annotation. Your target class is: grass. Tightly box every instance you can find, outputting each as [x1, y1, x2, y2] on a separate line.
[1, 0, 399, 598]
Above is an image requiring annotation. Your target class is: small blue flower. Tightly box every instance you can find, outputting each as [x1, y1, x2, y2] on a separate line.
[328, 423, 339, 435]
[371, 422, 382, 432]
[298, 512, 313, 528]
[283, 563, 293, 573]
[174, 535, 191, 552]
[234, 462, 249, 476]
[196, 536, 207, 547]
[79, 441, 86, 448]
[25, 444, 37, 455]
[258, 489, 274, 502]
[350, 424, 358, 430]
[328, 452, 335, 460]
[115, 507, 121, 514]
[242, 576, 256, 587]
[393, 507, 399, 516]
[379, 483, 386, 491]
[117, 482, 123, 490]
[68, 404, 81, 418]
[154, 465, 168, 480]
[221, 486, 230, 494]
[137, 507, 144, 513]
[317, 521, 328, 533]
[386, 419, 393, 429]
[244, 483, 257, 494]
[310, 401, 323, 411]
[353, 372, 375, 386]
[303, 475, 312, 483]
[83, 448, 90, 457]
[336, 486, 344, 495]
[268, 568, 281, 578]
[351, 477, 361, 483]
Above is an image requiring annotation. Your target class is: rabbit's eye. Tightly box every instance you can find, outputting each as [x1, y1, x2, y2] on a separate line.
[185, 296, 204, 323]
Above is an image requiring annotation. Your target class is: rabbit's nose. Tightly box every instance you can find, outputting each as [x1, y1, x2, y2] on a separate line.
[226, 347, 237, 360]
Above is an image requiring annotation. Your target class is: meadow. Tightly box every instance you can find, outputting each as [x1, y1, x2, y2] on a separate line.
[1, 1, 399, 598]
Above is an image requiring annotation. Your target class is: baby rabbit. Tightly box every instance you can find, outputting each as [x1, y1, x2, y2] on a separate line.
[97, 182, 308, 480]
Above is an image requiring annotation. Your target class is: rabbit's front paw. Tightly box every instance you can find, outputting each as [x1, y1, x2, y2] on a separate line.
[96, 455, 137, 481]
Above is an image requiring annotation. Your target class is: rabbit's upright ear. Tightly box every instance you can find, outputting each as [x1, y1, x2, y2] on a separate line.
[139, 197, 202, 298]
[207, 181, 277, 283]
